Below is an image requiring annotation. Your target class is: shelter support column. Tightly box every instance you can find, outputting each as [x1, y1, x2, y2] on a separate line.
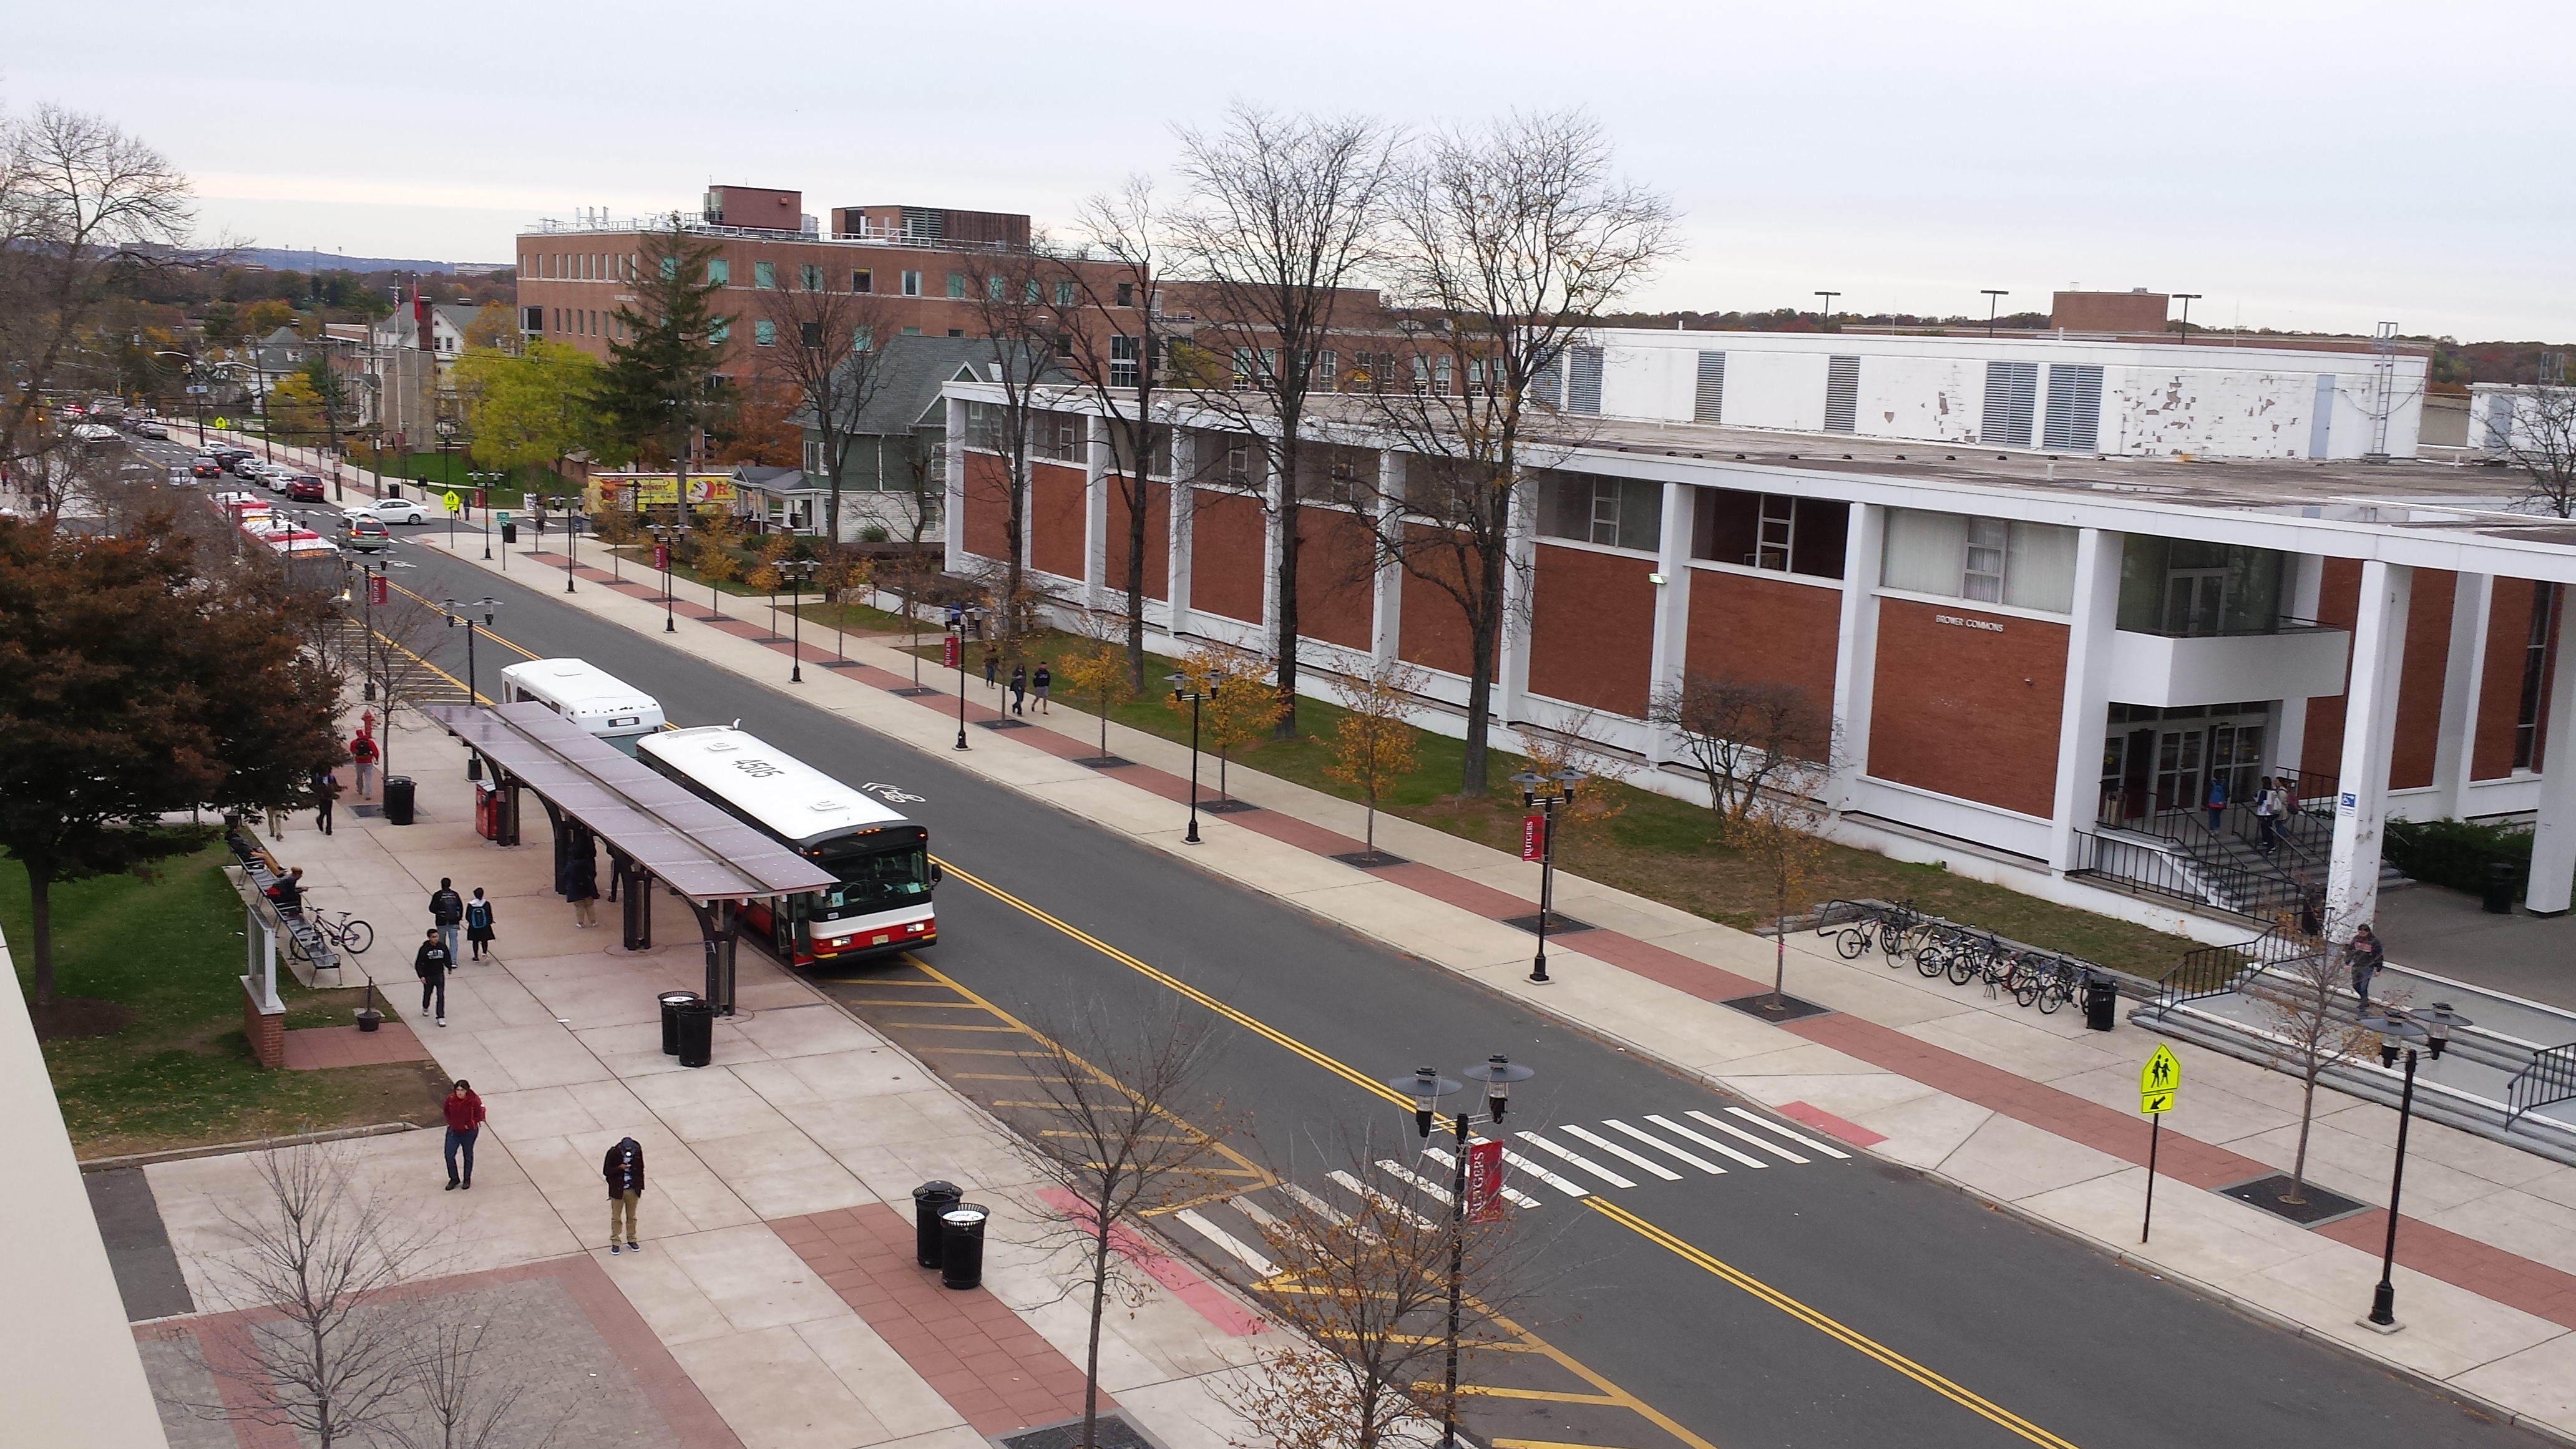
[1372, 453, 1405, 670]
[2429, 572, 2492, 821]
[1083, 416, 1110, 610]
[2326, 560, 2411, 936]
[2050, 529, 2122, 872]
[1496, 475, 1536, 728]
[2273, 552, 2326, 773]
[2526, 584, 2576, 914]
[1166, 432, 1196, 635]
[944, 398, 968, 575]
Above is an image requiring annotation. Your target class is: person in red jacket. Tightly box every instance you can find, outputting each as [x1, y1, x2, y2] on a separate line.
[442, 1080, 485, 1191]
[604, 1136, 645, 1254]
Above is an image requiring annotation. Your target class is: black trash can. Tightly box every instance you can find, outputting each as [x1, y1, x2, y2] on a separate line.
[2082, 972, 2119, 1032]
[383, 774, 416, 826]
[674, 1001, 716, 1068]
[658, 990, 702, 1056]
[939, 1204, 988, 1290]
[501, 521, 517, 544]
[912, 1181, 963, 1268]
[2482, 861, 2518, 915]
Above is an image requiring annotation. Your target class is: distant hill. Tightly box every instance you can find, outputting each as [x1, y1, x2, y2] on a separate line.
[183, 246, 510, 276]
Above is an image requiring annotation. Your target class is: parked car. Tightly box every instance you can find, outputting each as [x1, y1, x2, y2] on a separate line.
[228, 454, 266, 477]
[286, 475, 328, 502]
[190, 455, 223, 478]
[341, 515, 393, 552]
[210, 446, 253, 468]
[349, 497, 432, 525]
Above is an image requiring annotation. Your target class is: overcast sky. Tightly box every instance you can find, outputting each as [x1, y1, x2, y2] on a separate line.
[21, 1, 2572, 341]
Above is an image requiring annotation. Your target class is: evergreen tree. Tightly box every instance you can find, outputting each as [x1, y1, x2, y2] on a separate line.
[590, 218, 735, 500]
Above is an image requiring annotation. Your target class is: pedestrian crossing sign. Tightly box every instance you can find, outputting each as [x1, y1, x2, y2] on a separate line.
[442, 490, 463, 514]
[2139, 1044, 2180, 1115]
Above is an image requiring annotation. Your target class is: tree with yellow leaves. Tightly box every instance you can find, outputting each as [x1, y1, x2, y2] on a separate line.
[1325, 661, 1428, 858]
[1166, 645, 1282, 804]
[691, 507, 744, 616]
[1732, 749, 1834, 1014]
[1056, 637, 1138, 764]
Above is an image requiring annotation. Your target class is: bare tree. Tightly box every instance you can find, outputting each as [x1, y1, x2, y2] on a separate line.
[1013, 1001, 1234, 1449]
[1052, 179, 1171, 689]
[754, 276, 899, 545]
[2245, 917, 2393, 1206]
[2499, 379, 2576, 518]
[966, 242, 1066, 661]
[388, 1315, 564, 1449]
[1734, 751, 1835, 1012]
[1360, 110, 1678, 796]
[1169, 105, 1398, 739]
[1651, 672, 1832, 826]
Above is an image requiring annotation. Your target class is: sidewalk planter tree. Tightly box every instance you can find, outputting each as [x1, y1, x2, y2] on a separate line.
[1652, 673, 1831, 831]
[1056, 638, 1139, 764]
[1732, 754, 1833, 1012]
[1168, 645, 1282, 804]
[2247, 918, 2385, 1206]
[1325, 660, 1429, 857]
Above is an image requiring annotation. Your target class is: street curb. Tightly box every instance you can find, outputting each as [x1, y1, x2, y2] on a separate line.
[77, 1121, 424, 1174]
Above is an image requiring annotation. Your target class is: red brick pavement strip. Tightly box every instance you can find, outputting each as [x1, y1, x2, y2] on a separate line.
[773, 1204, 1113, 1434]
[278, 1019, 432, 1070]
[1036, 1188, 1266, 1337]
[135, 1256, 744, 1449]
[2315, 1212, 2576, 1329]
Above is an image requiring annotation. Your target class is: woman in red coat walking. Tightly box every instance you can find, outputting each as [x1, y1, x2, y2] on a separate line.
[442, 1080, 485, 1190]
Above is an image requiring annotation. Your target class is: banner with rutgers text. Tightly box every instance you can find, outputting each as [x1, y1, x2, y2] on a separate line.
[591, 472, 737, 512]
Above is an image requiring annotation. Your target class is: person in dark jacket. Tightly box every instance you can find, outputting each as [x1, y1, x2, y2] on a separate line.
[464, 888, 496, 960]
[569, 853, 600, 929]
[414, 929, 454, 1026]
[1032, 663, 1051, 714]
[429, 878, 464, 963]
[267, 867, 306, 915]
[2347, 924, 2386, 1008]
[442, 1080, 485, 1189]
[1009, 662, 1027, 716]
[603, 1136, 645, 1253]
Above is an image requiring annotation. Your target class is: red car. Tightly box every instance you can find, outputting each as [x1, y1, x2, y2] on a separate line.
[286, 475, 328, 502]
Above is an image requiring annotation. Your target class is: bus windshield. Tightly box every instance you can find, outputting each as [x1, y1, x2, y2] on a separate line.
[814, 842, 930, 916]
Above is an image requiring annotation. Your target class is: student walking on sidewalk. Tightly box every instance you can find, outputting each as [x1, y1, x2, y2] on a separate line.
[1032, 662, 1051, 713]
[429, 878, 464, 963]
[464, 888, 495, 960]
[604, 1136, 645, 1254]
[348, 728, 378, 800]
[442, 1080, 484, 1190]
[2346, 923, 2386, 1008]
[983, 645, 1000, 690]
[1009, 662, 1027, 716]
[312, 768, 339, 835]
[414, 928, 455, 1026]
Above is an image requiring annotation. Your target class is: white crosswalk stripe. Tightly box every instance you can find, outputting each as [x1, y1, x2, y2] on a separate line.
[1330, 1169, 1440, 1229]
[1424, 1145, 1544, 1208]
[1231, 1194, 1284, 1228]
[1718, 1106, 1852, 1159]
[1281, 1181, 1350, 1224]
[1175, 1208, 1277, 1277]
[1602, 1118, 1729, 1173]
[1558, 1124, 1685, 1181]
[1649, 1113, 1788, 1166]
[1515, 1130, 1636, 1188]
[1377, 1158, 1455, 1205]
[1497, 1148, 1590, 1198]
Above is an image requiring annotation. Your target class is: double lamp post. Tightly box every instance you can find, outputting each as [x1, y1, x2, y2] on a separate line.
[1387, 1055, 1534, 1449]
[1511, 768, 1586, 983]
[2354, 1000, 2472, 1331]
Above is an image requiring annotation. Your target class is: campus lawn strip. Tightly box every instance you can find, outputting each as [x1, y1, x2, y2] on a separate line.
[3, 846, 446, 1158]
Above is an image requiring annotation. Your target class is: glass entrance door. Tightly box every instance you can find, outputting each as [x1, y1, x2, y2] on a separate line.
[2152, 728, 2206, 816]
[2165, 568, 2230, 636]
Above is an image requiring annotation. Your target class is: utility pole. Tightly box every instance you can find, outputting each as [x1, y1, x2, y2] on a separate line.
[1982, 290, 2009, 338]
[1814, 291, 1840, 330]
[2174, 293, 2203, 346]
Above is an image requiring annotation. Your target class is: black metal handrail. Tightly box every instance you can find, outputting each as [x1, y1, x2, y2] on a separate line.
[2506, 1043, 2576, 1126]
[2115, 613, 2341, 640]
[2155, 923, 2317, 1008]
[2074, 829, 2315, 919]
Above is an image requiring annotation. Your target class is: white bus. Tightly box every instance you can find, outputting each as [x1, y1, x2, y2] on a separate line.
[635, 724, 936, 966]
[500, 658, 666, 754]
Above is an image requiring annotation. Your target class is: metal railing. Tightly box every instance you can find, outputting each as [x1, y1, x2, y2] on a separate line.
[2156, 923, 2318, 1008]
[520, 214, 1020, 252]
[2115, 613, 2341, 640]
[2073, 829, 2316, 919]
[2507, 1043, 2576, 1126]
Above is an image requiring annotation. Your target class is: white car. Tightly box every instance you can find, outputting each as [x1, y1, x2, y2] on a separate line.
[349, 498, 432, 525]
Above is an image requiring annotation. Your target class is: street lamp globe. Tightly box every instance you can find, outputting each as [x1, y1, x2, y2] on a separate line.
[1387, 1066, 1461, 1139]
[1461, 1053, 1534, 1125]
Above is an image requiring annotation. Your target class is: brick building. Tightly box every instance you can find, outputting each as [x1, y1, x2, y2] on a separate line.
[938, 326, 2576, 940]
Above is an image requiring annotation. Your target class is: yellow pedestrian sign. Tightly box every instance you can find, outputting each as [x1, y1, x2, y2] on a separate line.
[443, 489, 463, 514]
[2139, 1043, 2180, 1115]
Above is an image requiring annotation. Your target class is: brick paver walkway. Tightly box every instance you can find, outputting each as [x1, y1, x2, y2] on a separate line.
[278, 1020, 432, 1070]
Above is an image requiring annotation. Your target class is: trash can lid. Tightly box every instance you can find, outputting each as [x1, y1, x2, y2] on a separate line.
[941, 1206, 987, 1227]
[658, 990, 702, 1006]
[913, 1180, 961, 1202]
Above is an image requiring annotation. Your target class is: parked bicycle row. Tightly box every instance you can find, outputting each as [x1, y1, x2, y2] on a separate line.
[1813, 899, 2104, 1015]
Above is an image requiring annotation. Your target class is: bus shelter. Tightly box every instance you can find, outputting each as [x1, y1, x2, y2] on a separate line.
[424, 703, 834, 1013]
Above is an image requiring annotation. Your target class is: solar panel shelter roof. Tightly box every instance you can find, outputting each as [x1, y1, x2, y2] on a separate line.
[424, 703, 836, 902]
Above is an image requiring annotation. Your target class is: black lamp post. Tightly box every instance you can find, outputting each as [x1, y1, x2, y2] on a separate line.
[1169, 673, 1217, 844]
[1385, 1054, 1534, 1449]
[444, 596, 500, 706]
[778, 559, 817, 683]
[652, 519, 680, 633]
[563, 500, 581, 595]
[954, 604, 983, 751]
[2356, 1003, 2470, 1330]
[1510, 768, 1586, 983]
[358, 560, 379, 702]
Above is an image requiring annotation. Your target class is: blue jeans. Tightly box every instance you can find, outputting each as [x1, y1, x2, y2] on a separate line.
[439, 923, 461, 963]
[444, 1126, 478, 1184]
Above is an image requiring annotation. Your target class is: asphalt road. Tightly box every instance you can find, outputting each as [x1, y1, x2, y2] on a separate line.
[344, 520, 2537, 1449]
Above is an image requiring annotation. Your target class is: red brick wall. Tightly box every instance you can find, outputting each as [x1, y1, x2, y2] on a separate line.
[243, 984, 284, 1070]
[1684, 568, 1842, 716]
[1866, 598, 2067, 817]
[2300, 557, 2364, 778]
[1295, 508, 1377, 651]
[1191, 489, 1266, 625]
[1105, 479, 1169, 603]
[1028, 463, 1085, 580]
[1396, 525, 1488, 678]
[1527, 544, 1657, 716]
[2389, 568, 2456, 791]
[961, 451, 1012, 562]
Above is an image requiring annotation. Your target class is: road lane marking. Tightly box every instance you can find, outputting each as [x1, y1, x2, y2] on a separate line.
[1425, 1146, 1544, 1207]
[1377, 1158, 1455, 1206]
[1657, 1112, 1804, 1165]
[1279, 1182, 1350, 1225]
[1329, 1169, 1440, 1230]
[1585, 1196, 2080, 1449]
[1718, 1107, 1851, 1159]
[1602, 1119, 1730, 1173]
[1559, 1125, 1684, 1181]
[1232, 1196, 1283, 1228]
[1514, 1131, 1635, 1188]
[1176, 1208, 1278, 1277]
[1497, 1149, 1590, 1198]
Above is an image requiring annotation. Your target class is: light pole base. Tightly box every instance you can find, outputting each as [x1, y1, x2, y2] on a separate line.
[2358, 1314, 2405, 1336]
[2365, 1282, 2401, 1332]
[1528, 964, 1551, 984]
[1184, 820, 1201, 844]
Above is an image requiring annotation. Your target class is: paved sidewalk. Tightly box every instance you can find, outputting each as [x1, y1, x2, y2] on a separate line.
[127, 700, 1270, 1449]
[404, 522, 2576, 1442]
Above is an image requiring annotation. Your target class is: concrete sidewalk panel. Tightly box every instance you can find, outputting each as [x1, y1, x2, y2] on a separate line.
[672, 1320, 892, 1449]
[794, 1313, 968, 1440]
[660, 1222, 857, 1335]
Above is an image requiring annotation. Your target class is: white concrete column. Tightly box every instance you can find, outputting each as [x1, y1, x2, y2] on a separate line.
[1083, 415, 1111, 610]
[1370, 452, 1405, 670]
[1261, 442, 1286, 653]
[1829, 504, 1886, 807]
[1166, 432, 1196, 638]
[2050, 529, 2124, 872]
[2325, 560, 2411, 936]
[943, 397, 968, 574]
[1496, 472, 1538, 724]
[2273, 551, 2328, 773]
[1642, 481, 1696, 766]
[2429, 572, 2492, 819]
[2525, 584, 2576, 914]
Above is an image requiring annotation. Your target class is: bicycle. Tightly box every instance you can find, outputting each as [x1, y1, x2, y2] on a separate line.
[310, 909, 373, 957]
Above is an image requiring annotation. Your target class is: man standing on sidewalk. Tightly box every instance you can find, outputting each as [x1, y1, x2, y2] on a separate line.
[429, 877, 464, 963]
[442, 1080, 484, 1190]
[414, 928, 455, 1027]
[2347, 923, 2385, 1009]
[603, 1136, 645, 1254]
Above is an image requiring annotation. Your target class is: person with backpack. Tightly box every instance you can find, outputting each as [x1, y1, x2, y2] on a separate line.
[1009, 661, 1027, 716]
[414, 928, 455, 1027]
[464, 888, 496, 960]
[2204, 774, 2227, 834]
[429, 878, 464, 963]
[2252, 774, 2279, 855]
[603, 1136, 646, 1254]
[348, 729, 379, 800]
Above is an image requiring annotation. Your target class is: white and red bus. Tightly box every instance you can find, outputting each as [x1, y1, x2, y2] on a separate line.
[635, 724, 935, 966]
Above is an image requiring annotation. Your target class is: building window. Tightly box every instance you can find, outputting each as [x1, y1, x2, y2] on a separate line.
[2115, 538, 2288, 636]
[798, 321, 821, 348]
[1983, 361, 2038, 447]
[901, 271, 922, 296]
[1823, 355, 1860, 433]
[1313, 350, 1338, 393]
[800, 263, 824, 291]
[1298, 445, 1375, 507]
[753, 261, 776, 289]
[521, 305, 543, 333]
[1412, 355, 1432, 393]
[1116, 281, 1134, 308]
[661, 255, 680, 281]
[753, 320, 777, 346]
[1690, 487, 1847, 578]
[1110, 334, 1140, 389]
[900, 324, 920, 336]
[852, 268, 874, 293]
[964, 402, 1002, 452]
[1231, 349, 1254, 390]
[1433, 355, 1453, 394]
[1025, 279, 1042, 305]
[710, 317, 730, 344]
[1693, 351, 1726, 423]
[1054, 280, 1076, 308]
[2519, 583, 2555, 769]
[1566, 345, 1604, 414]
[2043, 363, 2104, 451]
[1033, 412, 1085, 462]
[852, 326, 871, 351]
[1880, 507, 2076, 613]
[706, 258, 729, 286]
[1537, 472, 1662, 552]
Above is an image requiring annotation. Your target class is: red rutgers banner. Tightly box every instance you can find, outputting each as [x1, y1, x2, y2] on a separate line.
[653, 544, 670, 571]
[944, 633, 962, 670]
[1464, 1139, 1507, 1222]
[369, 575, 388, 606]
[1521, 815, 1544, 862]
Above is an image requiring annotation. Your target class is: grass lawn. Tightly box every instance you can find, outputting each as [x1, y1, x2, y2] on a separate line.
[4, 847, 447, 1158]
[915, 629, 2205, 978]
[591, 546, 924, 635]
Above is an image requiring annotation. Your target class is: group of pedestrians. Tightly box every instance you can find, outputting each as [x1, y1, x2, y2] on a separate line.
[978, 648, 1053, 716]
[306, 726, 383, 837]
[437, 1079, 648, 1254]
[413, 877, 496, 1027]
